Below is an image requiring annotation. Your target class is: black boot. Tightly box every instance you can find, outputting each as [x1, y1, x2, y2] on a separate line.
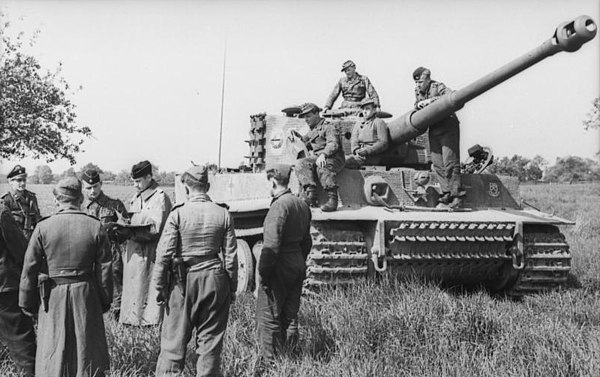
[303, 185, 318, 207]
[320, 188, 338, 212]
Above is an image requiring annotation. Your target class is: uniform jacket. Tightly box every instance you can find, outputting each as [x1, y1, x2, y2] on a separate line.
[83, 191, 127, 225]
[350, 116, 390, 156]
[260, 189, 312, 279]
[325, 73, 380, 109]
[414, 80, 459, 134]
[302, 118, 345, 162]
[152, 192, 238, 293]
[1, 190, 41, 239]
[19, 206, 113, 311]
[0, 206, 28, 292]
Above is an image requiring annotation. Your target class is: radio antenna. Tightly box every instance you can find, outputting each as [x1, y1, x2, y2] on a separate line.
[217, 36, 227, 170]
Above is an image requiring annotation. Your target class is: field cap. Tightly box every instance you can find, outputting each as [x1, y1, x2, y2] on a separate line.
[54, 177, 82, 199]
[360, 98, 377, 108]
[413, 66, 429, 80]
[298, 102, 321, 118]
[7, 165, 27, 180]
[131, 160, 152, 179]
[81, 169, 101, 185]
[184, 165, 209, 184]
[266, 163, 291, 181]
[341, 60, 356, 72]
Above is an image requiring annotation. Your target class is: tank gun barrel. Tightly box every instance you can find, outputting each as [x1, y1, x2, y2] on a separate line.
[388, 15, 597, 144]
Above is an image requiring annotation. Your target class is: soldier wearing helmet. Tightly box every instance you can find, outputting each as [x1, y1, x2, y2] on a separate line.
[324, 60, 380, 111]
[345, 98, 390, 168]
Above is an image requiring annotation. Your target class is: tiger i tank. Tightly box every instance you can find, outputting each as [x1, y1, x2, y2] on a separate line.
[176, 15, 597, 296]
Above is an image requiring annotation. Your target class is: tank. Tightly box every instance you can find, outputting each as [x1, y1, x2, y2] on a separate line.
[176, 16, 597, 297]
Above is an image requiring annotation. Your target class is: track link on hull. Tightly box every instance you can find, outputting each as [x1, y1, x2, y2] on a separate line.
[305, 222, 369, 289]
[507, 225, 571, 296]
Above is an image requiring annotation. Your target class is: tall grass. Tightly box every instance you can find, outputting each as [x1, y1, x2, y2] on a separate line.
[1, 183, 598, 376]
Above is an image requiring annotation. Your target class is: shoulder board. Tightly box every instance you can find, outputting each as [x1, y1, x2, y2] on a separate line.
[170, 202, 185, 212]
[1, 192, 9, 199]
[216, 202, 230, 210]
[26, 190, 36, 196]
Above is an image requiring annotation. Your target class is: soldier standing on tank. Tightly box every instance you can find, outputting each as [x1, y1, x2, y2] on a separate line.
[324, 60, 380, 111]
[152, 165, 237, 377]
[0, 205, 36, 377]
[2, 165, 41, 240]
[255, 163, 312, 375]
[118, 160, 172, 326]
[19, 177, 113, 377]
[294, 102, 345, 212]
[413, 67, 464, 208]
[345, 98, 390, 169]
[81, 169, 129, 321]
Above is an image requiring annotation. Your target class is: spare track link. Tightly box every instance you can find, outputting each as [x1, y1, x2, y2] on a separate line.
[305, 223, 369, 290]
[507, 225, 571, 296]
[388, 221, 514, 284]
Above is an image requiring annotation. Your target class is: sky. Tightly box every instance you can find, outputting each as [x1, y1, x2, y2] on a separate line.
[1, 0, 599, 175]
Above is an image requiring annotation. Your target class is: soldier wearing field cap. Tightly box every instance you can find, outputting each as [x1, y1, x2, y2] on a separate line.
[19, 177, 112, 376]
[255, 163, 312, 373]
[2, 165, 41, 240]
[413, 67, 464, 208]
[82, 168, 128, 320]
[295, 102, 344, 211]
[119, 160, 172, 326]
[153, 165, 237, 377]
[324, 60, 380, 111]
[345, 98, 391, 169]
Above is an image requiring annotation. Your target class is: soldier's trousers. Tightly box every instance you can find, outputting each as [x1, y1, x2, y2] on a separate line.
[295, 155, 344, 190]
[256, 253, 305, 363]
[345, 154, 382, 169]
[429, 120, 461, 196]
[156, 266, 231, 377]
[0, 291, 36, 377]
[111, 245, 123, 317]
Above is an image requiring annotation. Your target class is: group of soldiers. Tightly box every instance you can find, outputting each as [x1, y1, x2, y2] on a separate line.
[0, 58, 464, 377]
[294, 60, 464, 210]
[0, 158, 310, 376]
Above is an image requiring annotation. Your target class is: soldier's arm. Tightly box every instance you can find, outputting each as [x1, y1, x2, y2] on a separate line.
[18, 226, 44, 311]
[364, 76, 380, 108]
[350, 123, 360, 154]
[300, 209, 312, 260]
[1, 209, 28, 271]
[324, 78, 343, 109]
[222, 212, 238, 293]
[365, 119, 390, 155]
[130, 192, 173, 242]
[95, 226, 113, 313]
[320, 124, 341, 157]
[259, 203, 286, 282]
[151, 211, 179, 292]
[31, 195, 41, 223]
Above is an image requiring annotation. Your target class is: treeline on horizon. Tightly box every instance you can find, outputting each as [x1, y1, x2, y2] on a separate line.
[2, 154, 599, 186]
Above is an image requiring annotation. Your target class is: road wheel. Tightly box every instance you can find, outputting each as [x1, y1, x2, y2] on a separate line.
[236, 239, 254, 294]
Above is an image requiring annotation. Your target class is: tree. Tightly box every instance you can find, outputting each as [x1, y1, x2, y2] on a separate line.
[487, 155, 544, 182]
[32, 165, 54, 184]
[55, 167, 76, 181]
[545, 156, 599, 183]
[0, 15, 91, 165]
[583, 97, 600, 130]
[78, 162, 103, 175]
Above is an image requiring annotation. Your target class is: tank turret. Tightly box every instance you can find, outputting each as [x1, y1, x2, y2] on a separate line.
[388, 15, 597, 144]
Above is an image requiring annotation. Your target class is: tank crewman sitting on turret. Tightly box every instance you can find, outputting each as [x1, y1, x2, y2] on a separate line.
[413, 66, 464, 208]
[1, 165, 41, 241]
[294, 103, 345, 212]
[345, 99, 390, 169]
[324, 60, 380, 111]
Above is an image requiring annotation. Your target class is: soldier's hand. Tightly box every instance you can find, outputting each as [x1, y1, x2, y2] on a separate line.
[230, 292, 236, 304]
[156, 290, 168, 305]
[316, 153, 327, 168]
[357, 148, 368, 157]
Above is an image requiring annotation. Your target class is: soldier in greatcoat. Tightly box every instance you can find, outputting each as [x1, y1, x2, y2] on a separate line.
[255, 163, 312, 374]
[81, 169, 128, 320]
[0, 205, 36, 376]
[19, 177, 113, 377]
[294, 102, 345, 211]
[152, 165, 238, 377]
[2, 165, 41, 240]
[118, 160, 172, 326]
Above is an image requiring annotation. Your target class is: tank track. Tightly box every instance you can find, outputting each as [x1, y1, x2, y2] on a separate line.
[305, 222, 369, 290]
[507, 225, 571, 296]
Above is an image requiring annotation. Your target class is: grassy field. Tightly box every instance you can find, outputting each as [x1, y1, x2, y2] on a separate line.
[1, 182, 599, 376]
